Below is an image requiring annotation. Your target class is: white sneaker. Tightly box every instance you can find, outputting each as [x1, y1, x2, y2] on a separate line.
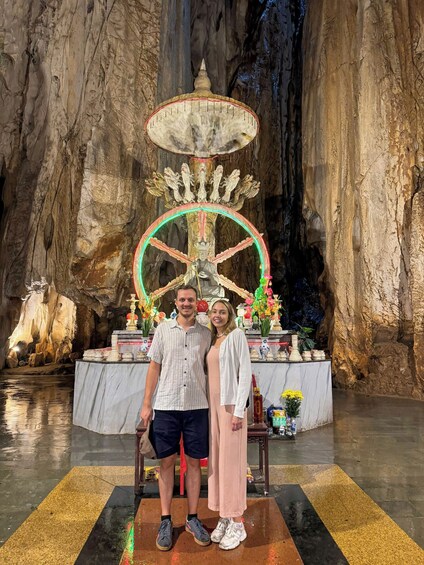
[211, 517, 230, 543]
[218, 519, 247, 550]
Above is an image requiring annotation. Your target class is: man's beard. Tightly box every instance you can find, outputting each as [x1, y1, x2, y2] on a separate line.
[178, 309, 195, 319]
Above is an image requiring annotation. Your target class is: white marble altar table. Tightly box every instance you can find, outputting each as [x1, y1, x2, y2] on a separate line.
[73, 360, 332, 434]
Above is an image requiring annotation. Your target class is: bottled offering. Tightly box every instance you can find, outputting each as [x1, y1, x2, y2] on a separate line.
[253, 387, 263, 424]
[272, 409, 286, 434]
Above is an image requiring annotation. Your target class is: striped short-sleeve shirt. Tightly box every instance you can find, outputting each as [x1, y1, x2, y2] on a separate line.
[148, 318, 212, 411]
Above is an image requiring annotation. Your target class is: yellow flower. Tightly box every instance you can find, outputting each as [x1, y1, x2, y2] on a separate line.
[281, 389, 303, 418]
[282, 389, 303, 400]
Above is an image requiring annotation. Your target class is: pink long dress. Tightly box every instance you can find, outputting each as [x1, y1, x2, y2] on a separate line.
[207, 344, 247, 518]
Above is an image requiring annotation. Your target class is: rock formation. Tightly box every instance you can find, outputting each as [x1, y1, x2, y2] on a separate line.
[0, 0, 163, 365]
[1, 0, 423, 400]
[302, 0, 424, 397]
[1, 0, 309, 367]
[7, 278, 76, 367]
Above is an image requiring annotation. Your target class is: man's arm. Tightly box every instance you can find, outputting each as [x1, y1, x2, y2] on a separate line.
[140, 360, 161, 425]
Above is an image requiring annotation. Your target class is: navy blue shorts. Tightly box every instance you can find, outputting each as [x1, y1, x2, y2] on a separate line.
[151, 409, 209, 460]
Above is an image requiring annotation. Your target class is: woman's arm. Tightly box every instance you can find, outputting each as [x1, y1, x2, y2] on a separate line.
[233, 330, 252, 419]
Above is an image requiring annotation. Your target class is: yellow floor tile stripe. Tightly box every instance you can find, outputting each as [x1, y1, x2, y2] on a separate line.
[0, 466, 134, 565]
[270, 464, 424, 565]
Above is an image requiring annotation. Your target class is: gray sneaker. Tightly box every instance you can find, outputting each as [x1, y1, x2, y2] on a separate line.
[185, 516, 211, 546]
[211, 517, 230, 543]
[156, 518, 173, 551]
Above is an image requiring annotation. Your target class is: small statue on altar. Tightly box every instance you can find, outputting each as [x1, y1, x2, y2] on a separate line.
[236, 303, 246, 329]
[126, 294, 139, 331]
[271, 295, 283, 331]
[184, 240, 225, 301]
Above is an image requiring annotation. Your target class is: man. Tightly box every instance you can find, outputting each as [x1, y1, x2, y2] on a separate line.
[140, 285, 212, 551]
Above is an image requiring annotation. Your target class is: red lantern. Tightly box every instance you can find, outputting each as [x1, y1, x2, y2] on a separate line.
[197, 300, 209, 313]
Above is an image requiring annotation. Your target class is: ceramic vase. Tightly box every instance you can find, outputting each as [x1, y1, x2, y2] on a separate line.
[140, 337, 149, 354]
[289, 334, 303, 362]
[259, 337, 270, 360]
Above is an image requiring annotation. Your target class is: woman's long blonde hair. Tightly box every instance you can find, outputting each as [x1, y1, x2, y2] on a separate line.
[209, 299, 237, 344]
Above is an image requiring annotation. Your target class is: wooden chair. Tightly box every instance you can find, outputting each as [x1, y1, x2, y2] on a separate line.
[247, 422, 270, 495]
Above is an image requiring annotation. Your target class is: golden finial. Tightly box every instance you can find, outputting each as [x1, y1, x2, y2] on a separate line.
[193, 59, 212, 94]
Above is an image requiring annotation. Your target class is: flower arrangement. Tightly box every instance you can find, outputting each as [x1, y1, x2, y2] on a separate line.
[154, 311, 166, 324]
[138, 296, 158, 337]
[281, 389, 303, 418]
[245, 275, 281, 337]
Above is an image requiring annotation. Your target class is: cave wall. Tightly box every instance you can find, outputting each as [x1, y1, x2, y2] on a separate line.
[302, 0, 424, 397]
[0, 0, 164, 365]
[2, 0, 423, 400]
[1, 0, 311, 365]
[190, 1, 319, 321]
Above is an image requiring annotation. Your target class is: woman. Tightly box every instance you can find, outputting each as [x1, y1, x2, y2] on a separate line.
[207, 298, 252, 550]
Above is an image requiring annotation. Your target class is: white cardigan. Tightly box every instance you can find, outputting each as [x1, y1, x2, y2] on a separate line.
[216, 328, 252, 419]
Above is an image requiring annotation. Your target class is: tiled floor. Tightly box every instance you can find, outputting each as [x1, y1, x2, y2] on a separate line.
[1, 465, 423, 564]
[0, 374, 423, 563]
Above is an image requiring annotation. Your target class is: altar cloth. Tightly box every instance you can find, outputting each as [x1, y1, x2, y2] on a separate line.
[73, 360, 333, 434]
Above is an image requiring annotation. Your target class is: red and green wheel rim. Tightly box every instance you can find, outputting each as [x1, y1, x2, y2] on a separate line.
[133, 203, 270, 302]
